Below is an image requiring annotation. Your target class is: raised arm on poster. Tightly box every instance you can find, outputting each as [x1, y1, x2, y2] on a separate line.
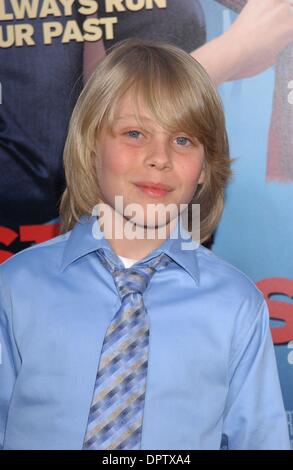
[173, 0, 293, 182]
[193, 0, 293, 84]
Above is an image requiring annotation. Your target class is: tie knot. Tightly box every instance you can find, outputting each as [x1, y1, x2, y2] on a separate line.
[113, 266, 154, 298]
[96, 249, 171, 300]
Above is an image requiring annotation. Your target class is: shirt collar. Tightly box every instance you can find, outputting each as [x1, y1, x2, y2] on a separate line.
[61, 214, 200, 284]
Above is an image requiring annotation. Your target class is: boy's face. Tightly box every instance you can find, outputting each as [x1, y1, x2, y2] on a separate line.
[95, 92, 205, 229]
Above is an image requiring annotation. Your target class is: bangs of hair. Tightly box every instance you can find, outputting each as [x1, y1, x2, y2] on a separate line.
[101, 44, 215, 146]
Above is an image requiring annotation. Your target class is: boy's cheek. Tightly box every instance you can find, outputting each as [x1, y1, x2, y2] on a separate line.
[105, 154, 139, 176]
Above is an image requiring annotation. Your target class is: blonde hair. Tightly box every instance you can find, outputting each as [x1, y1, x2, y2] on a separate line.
[59, 38, 232, 242]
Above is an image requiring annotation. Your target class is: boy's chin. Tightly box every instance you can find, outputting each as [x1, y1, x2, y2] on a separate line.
[123, 214, 179, 231]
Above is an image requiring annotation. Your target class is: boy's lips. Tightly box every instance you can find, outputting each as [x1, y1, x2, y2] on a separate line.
[133, 181, 173, 191]
[133, 181, 174, 197]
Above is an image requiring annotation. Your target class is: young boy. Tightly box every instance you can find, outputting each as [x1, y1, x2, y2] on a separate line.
[0, 39, 290, 450]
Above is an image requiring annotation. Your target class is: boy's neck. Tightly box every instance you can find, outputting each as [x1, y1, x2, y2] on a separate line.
[97, 206, 177, 261]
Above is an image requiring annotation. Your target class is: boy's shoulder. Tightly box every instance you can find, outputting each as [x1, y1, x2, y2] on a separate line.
[195, 244, 264, 305]
[0, 232, 71, 281]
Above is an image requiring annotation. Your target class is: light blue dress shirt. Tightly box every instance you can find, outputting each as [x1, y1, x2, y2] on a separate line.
[0, 215, 290, 450]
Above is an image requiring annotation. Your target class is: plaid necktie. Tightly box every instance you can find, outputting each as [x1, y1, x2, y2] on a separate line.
[83, 248, 172, 450]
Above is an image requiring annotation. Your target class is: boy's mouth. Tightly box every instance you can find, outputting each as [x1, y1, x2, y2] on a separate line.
[133, 181, 173, 197]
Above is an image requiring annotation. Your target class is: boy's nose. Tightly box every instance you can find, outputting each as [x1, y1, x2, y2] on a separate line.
[144, 139, 172, 170]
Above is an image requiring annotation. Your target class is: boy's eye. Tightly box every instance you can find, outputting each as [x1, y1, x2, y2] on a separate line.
[175, 136, 192, 146]
[127, 130, 142, 139]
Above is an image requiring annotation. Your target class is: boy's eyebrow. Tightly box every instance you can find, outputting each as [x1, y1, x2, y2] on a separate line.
[113, 114, 153, 122]
[112, 115, 200, 140]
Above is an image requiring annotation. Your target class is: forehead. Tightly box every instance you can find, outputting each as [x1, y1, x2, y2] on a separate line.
[112, 92, 155, 123]
[103, 86, 205, 141]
